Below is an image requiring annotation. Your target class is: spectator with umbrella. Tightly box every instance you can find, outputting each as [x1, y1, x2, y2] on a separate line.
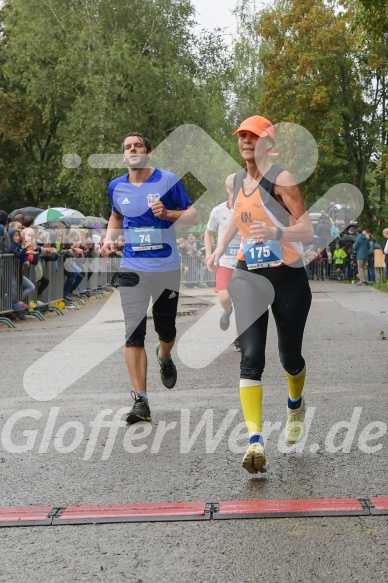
[80, 216, 108, 229]
[8, 206, 44, 220]
[34, 207, 85, 226]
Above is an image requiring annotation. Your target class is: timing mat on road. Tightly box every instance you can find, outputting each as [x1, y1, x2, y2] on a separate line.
[1, 497, 388, 527]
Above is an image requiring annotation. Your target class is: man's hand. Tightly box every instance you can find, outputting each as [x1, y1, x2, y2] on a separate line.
[151, 201, 169, 220]
[205, 251, 221, 274]
[101, 241, 116, 257]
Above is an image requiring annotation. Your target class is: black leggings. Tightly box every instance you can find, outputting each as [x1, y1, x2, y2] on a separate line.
[228, 262, 311, 381]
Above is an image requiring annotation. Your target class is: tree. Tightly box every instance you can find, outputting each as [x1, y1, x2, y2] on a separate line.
[256, 0, 384, 228]
[0, 0, 232, 214]
[351, 0, 388, 226]
[231, 0, 264, 123]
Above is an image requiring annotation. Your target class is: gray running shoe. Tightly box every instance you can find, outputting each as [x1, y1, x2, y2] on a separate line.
[126, 391, 151, 424]
[220, 308, 232, 331]
[155, 344, 177, 389]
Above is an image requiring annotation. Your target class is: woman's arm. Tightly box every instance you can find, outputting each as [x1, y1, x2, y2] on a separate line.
[249, 170, 314, 243]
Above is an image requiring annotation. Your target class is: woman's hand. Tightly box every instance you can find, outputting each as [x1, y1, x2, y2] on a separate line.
[249, 221, 277, 242]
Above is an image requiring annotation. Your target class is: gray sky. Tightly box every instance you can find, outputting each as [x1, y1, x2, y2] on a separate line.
[191, 0, 237, 37]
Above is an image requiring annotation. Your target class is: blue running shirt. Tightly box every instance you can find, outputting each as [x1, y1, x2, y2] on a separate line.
[108, 168, 192, 272]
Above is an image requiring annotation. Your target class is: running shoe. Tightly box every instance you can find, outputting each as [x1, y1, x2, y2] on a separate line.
[234, 338, 241, 352]
[220, 308, 232, 331]
[285, 397, 306, 444]
[155, 343, 177, 389]
[242, 442, 267, 474]
[126, 391, 151, 424]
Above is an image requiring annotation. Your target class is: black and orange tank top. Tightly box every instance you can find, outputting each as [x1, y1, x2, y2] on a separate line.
[233, 165, 302, 266]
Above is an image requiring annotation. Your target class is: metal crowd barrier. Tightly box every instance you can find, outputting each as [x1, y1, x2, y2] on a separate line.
[103, 255, 216, 289]
[305, 258, 384, 282]
[0, 254, 114, 328]
[24, 256, 65, 304]
[181, 255, 215, 288]
[0, 254, 21, 312]
[77, 257, 111, 296]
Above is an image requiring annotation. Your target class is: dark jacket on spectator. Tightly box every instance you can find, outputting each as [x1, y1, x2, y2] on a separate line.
[9, 229, 28, 262]
[0, 224, 10, 253]
[353, 233, 369, 260]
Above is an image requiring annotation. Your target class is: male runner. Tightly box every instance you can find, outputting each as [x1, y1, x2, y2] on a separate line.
[204, 176, 242, 349]
[102, 132, 197, 423]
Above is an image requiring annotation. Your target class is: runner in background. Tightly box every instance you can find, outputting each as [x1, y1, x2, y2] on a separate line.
[204, 176, 242, 351]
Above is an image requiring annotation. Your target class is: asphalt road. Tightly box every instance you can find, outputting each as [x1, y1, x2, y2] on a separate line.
[0, 281, 387, 582]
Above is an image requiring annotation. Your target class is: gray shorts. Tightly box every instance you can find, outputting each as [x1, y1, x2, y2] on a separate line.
[119, 269, 181, 347]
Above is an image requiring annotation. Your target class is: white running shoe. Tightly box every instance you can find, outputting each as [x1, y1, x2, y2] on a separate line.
[242, 442, 267, 474]
[285, 398, 306, 444]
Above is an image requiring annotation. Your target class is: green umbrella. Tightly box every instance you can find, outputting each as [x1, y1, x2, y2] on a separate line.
[33, 207, 84, 225]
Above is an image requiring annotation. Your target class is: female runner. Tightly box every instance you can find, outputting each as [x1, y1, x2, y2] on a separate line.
[207, 115, 314, 473]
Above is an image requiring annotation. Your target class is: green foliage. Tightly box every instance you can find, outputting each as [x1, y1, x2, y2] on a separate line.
[0, 0, 233, 214]
[254, 0, 386, 230]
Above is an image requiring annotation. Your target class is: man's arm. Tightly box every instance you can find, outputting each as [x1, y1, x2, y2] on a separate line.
[204, 229, 214, 259]
[226, 173, 236, 207]
[101, 211, 123, 257]
[206, 213, 239, 273]
[152, 203, 198, 226]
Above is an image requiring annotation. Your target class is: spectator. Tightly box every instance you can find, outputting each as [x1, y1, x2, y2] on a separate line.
[347, 248, 358, 281]
[196, 233, 205, 251]
[22, 215, 35, 229]
[9, 215, 24, 231]
[328, 201, 337, 222]
[9, 228, 36, 308]
[111, 235, 125, 258]
[331, 220, 340, 242]
[333, 242, 347, 280]
[314, 249, 325, 280]
[187, 233, 197, 247]
[0, 210, 10, 254]
[316, 211, 332, 251]
[353, 228, 371, 285]
[52, 222, 84, 300]
[325, 245, 333, 278]
[366, 233, 379, 284]
[382, 228, 388, 283]
[303, 244, 317, 280]
[177, 237, 190, 286]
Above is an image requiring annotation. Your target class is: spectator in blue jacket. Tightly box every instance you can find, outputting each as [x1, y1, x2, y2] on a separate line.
[353, 228, 371, 286]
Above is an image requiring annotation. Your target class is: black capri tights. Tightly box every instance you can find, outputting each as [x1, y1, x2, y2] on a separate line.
[228, 263, 311, 381]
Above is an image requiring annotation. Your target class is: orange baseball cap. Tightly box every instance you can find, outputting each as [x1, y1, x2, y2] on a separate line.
[232, 115, 275, 138]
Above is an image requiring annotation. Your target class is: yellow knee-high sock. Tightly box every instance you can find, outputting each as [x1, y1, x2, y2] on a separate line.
[240, 380, 262, 440]
[285, 368, 306, 402]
